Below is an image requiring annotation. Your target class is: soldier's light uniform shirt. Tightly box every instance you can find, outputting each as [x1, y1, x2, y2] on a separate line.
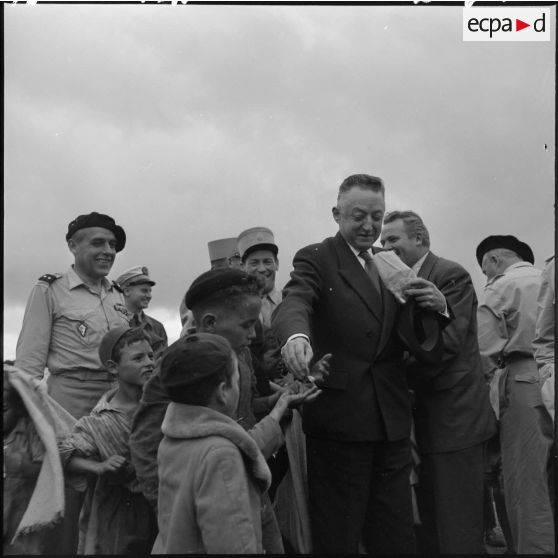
[16, 266, 130, 380]
[477, 261, 554, 555]
[532, 256, 555, 419]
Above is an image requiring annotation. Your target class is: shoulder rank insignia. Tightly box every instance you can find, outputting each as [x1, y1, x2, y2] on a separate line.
[38, 273, 62, 284]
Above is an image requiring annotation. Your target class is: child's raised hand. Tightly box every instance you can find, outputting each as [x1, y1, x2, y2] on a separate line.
[309, 353, 331, 385]
[97, 455, 127, 474]
[269, 384, 323, 423]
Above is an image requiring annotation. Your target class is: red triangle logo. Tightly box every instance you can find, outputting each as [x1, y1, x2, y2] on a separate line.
[516, 19, 530, 32]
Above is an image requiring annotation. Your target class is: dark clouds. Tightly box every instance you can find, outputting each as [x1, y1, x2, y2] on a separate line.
[4, 4, 555, 355]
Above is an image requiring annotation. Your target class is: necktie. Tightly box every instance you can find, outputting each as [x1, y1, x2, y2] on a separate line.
[358, 250, 382, 297]
[131, 314, 141, 327]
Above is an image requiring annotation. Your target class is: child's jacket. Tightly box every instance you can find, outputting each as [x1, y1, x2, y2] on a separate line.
[152, 403, 272, 554]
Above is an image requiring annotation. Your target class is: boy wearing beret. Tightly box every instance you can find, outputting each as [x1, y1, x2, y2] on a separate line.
[58, 327, 157, 554]
[153, 333, 273, 553]
[130, 269, 326, 553]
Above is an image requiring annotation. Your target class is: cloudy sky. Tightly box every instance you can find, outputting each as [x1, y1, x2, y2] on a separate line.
[4, 3, 555, 359]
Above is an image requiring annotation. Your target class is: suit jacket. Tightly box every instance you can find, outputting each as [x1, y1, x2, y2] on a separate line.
[272, 232, 411, 443]
[408, 252, 496, 453]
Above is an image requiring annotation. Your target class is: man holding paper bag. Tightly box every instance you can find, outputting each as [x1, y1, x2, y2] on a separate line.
[380, 210, 496, 555]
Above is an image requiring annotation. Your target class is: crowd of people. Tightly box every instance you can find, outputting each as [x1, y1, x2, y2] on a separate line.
[3, 173, 555, 555]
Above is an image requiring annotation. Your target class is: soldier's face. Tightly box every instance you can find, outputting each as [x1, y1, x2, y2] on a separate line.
[69, 227, 117, 279]
[125, 284, 153, 311]
[243, 250, 278, 295]
[333, 187, 385, 252]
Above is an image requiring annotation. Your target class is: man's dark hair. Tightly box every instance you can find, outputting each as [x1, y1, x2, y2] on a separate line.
[383, 210, 431, 248]
[111, 328, 150, 363]
[337, 174, 385, 201]
[190, 277, 261, 323]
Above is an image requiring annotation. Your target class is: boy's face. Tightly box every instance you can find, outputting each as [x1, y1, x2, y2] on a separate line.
[213, 295, 261, 353]
[222, 353, 240, 418]
[113, 340, 155, 387]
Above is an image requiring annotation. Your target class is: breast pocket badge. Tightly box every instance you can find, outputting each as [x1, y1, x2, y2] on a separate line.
[77, 322, 88, 338]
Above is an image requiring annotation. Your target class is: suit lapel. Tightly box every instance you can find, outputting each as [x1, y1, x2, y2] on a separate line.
[334, 233, 382, 323]
[417, 251, 438, 280]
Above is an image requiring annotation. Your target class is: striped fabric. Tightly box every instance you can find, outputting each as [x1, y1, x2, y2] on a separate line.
[58, 388, 140, 492]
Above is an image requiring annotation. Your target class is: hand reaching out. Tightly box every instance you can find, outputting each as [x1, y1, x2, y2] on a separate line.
[96, 455, 127, 475]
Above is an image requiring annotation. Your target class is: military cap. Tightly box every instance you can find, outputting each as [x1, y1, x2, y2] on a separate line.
[98, 326, 132, 367]
[116, 266, 156, 289]
[66, 212, 126, 252]
[185, 268, 256, 309]
[207, 238, 241, 264]
[237, 226, 278, 260]
[160, 333, 233, 396]
[476, 235, 534, 266]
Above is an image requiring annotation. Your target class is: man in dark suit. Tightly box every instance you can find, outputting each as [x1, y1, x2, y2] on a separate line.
[380, 210, 497, 554]
[272, 175, 447, 554]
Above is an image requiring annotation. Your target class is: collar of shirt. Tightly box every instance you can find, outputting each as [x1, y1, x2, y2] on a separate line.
[485, 261, 535, 288]
[91, 387, 124, 416]
[346, 240, 371, 269]
[67, 265, 112, 293]
[263, 288, 281, 306]
[411, 251, 430, 275]
[504, 261, 534, 274]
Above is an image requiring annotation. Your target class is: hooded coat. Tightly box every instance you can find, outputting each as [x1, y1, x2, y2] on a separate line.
[152, 403, 272, 554]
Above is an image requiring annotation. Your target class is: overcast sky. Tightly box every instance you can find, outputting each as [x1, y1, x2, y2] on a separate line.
[4, 3, 555, 359]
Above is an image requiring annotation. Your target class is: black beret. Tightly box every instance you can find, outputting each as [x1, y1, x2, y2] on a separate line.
[160, 333, 233, 396]
[66, 212, 126, 252]
[476, 235, 534, 266]
[185, 268, 257, 309]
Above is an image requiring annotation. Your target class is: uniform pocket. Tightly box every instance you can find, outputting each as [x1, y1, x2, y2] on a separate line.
[57, 309, 105, 348]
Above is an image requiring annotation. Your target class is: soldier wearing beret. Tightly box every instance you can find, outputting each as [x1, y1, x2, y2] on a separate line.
[15, 212, 130, 419]
[476, 235, 554, 554]
[14, 211, 131, 553]
[115, 266, 168, 362]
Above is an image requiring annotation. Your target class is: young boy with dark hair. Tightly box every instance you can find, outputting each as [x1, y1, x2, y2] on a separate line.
[58, 326, 157, 554]
[153, 332, 272, 553]
[130, 269, 326, 553]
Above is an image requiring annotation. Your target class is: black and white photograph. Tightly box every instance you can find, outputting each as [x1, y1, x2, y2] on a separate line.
[3, 1, 555, 555]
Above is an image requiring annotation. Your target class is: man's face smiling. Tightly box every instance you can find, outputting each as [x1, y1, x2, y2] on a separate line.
[69, 227, 117, 280]
[333, 186, 385, 252]
[125, 284, 153, 313]
[380, 218, 423, 268]
[243, 249, 278, 295]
